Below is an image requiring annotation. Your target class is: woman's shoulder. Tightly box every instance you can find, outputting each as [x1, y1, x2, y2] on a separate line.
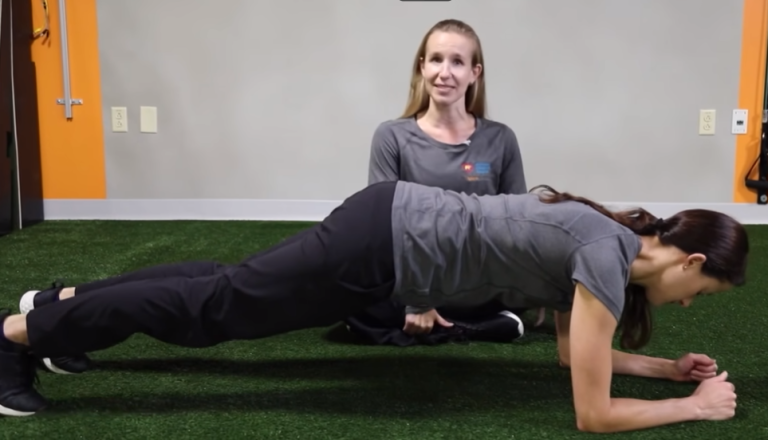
[374, 117, 416, 136]
[476, 117, 516, 133]
[474, 117, 520, 145]
[370, 118, 419, 155]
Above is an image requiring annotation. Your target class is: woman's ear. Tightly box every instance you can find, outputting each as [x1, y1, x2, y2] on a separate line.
[685, 253, 707, 268]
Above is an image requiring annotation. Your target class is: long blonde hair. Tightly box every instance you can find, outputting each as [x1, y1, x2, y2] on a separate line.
[401, 19, 487, 119]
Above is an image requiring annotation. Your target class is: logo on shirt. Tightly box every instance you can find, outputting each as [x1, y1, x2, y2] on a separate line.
[461, 161, 491, 181]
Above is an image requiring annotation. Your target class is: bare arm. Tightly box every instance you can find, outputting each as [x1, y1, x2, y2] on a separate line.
[555, 311, 674, 379]
[567, 282, 701, 433]
[554, 310, 571, 367]
[611, 350, 675, 379]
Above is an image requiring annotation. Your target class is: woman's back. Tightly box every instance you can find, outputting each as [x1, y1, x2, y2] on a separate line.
[389, 181, 642, 320]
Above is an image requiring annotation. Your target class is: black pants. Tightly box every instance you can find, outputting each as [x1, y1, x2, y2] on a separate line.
[26, 182, 399, 358]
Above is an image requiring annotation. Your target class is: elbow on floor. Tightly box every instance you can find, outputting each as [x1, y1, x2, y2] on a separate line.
[575, 414, 613, 434]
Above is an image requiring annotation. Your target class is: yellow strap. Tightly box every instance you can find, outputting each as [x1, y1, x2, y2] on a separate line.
[32, 0, 49, 39]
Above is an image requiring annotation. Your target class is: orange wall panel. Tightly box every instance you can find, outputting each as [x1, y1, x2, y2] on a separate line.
[29, 0, 105, 199]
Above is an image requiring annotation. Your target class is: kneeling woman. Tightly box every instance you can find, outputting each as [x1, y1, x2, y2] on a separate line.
[0, 180, 747, 432]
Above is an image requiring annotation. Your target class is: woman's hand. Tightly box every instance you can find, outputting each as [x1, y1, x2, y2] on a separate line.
[689, 371, 737, 421]
[670, 353, 718, 382]
[403, 309, 453, 334]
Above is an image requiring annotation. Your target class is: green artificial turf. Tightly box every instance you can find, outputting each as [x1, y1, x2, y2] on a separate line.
[0, 220, 766, 439]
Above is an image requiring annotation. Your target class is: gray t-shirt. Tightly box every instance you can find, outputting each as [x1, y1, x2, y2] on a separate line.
[368, 117, 527, 196]
[389, 181, 642, 322]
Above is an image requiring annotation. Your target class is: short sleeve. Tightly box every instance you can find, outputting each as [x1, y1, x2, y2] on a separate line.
[568, 235, 637, 322]
[368, 122, 401, 184]
[498, 127, 528, 194]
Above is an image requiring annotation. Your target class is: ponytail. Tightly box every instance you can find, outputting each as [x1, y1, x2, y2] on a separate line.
[529, 185, 662, 350]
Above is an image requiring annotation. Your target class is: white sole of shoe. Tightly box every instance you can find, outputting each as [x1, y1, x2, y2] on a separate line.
[498, 310, 525, 338]
[42, 358, 75, 375]
[0, 403, 38, 416]
[18, 290, 39, 315]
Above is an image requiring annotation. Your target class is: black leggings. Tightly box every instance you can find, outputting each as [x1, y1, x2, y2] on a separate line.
[26, 182, 399, 358]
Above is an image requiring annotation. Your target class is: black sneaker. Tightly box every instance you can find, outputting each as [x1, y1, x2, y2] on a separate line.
[19, 285, 92, 375]
[0, 311, 47, 416]
[450, 310, 525, 343]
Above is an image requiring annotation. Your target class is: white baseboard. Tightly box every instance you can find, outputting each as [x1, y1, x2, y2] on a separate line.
[42, 199, 342, 221]
[42, 199, 768, 224]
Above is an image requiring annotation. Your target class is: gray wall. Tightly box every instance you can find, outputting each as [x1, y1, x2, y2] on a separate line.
[96, 0, 745, 203]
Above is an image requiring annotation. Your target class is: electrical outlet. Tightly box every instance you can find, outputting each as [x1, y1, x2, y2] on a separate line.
[699, 109, 715, 135]
[140, 106, 158, 133]
[111, 107, 128, 132]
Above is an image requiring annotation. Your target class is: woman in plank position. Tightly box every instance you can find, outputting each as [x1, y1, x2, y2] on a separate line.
[0, 180, 746, 433]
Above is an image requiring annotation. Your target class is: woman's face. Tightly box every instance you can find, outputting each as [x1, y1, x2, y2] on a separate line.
[420, 31, 481, 109]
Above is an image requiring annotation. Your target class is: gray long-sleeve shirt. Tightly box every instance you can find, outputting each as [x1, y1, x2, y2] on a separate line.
[367, 116, 527, 197]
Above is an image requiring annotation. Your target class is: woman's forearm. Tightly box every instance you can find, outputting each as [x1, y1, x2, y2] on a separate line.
[579, 395, 700, 433]
[560, 350, 674, 379]
[611, 349, 674, 379]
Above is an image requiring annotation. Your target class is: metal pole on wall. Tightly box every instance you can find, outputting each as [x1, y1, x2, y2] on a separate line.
[56, 0, 81, 118]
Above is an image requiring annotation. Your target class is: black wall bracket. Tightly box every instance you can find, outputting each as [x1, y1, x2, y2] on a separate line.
[744, 111, 768, 204]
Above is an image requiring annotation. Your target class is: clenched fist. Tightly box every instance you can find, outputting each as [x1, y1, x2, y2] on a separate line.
[690, 371, 737, 421]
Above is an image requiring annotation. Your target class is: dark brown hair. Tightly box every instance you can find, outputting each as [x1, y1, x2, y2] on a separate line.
[529, 185, 749, 350]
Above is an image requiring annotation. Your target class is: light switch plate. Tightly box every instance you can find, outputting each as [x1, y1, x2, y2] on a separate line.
[140, 106, 158, 133]
[732, 109, 748, 134]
